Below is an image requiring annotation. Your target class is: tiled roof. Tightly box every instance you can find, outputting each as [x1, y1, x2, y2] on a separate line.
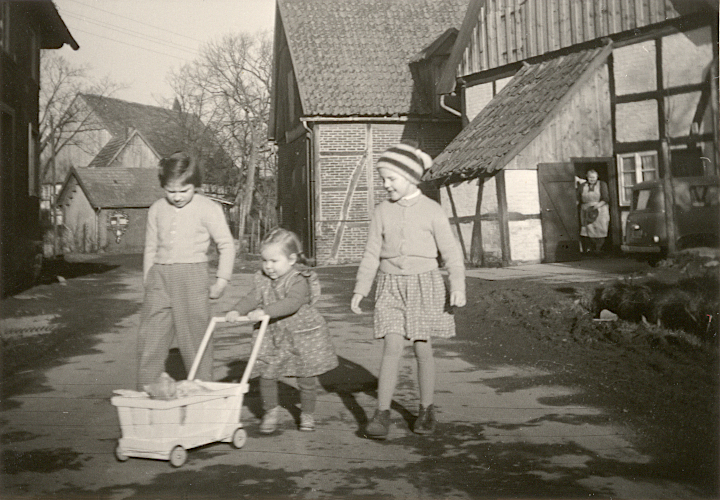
[86, 137, 125, 169]
[70, 167, 165, 208]
[425, 46, 611, 182]
[79, 94, 203, 158]
[277, 0, 467, 117]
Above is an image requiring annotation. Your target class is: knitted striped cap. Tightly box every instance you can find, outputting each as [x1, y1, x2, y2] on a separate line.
[376, 143, 433, 185]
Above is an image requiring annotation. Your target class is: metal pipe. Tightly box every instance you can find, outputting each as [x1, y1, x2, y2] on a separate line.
[440, 94, 461, 117]
[302, 120, 317, 262]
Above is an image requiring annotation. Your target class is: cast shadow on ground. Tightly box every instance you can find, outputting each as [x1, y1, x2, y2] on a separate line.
[38, 257, 120, 284]
[217, 355, 415, 436]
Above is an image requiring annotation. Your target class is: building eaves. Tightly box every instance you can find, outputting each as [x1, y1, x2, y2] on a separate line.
[425, 44, 613, 183]
[25, 0, 79, 50]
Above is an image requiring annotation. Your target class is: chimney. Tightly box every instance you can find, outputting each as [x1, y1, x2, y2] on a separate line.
[173, 98, 182, 112]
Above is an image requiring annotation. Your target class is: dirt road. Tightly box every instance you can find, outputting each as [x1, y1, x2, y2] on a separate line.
[1, 253, 716, 499]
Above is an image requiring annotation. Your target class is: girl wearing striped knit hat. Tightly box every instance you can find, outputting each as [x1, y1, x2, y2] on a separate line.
[351, 141, 466, 439]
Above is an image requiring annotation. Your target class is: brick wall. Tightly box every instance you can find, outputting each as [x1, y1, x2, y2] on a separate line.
[314, 121, 461, 265]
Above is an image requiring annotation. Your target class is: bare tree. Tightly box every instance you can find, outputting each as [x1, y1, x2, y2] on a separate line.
[39, 52, 124, 184]
[167, 31, 275, 252]
[39, 52, 124, 256]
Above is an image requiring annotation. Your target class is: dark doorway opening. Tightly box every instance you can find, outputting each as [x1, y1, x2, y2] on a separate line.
[573, 158, 619, 253]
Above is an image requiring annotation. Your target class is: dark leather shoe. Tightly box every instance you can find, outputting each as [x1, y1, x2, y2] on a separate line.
[365, 409, 391, 439]
[413, 404, 436, 434]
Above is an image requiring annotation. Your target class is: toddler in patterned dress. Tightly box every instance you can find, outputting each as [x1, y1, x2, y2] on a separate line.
[351, 142, 466, 439]
[226, 229, 338, 433]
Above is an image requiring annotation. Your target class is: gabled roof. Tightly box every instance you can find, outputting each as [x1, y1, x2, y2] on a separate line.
[425, 45, 612, 183]
[60, 167, 165, 209]
[87, 129, 160, 169]
[276, 0, 468, 117]
[79, 94, 205, 159]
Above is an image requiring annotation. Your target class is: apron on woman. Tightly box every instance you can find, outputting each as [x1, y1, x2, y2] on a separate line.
[579, 182, 609, 239]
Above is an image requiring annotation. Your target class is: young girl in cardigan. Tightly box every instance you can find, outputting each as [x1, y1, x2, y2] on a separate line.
[138, 151, 234, 390]
[351, 142, 466, 439]
[226, 229, 338, 433]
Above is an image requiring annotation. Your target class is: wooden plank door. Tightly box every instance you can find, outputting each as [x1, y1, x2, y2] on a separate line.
[537, 163, 581, 262]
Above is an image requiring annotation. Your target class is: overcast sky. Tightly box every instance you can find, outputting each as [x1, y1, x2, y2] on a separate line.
[53, 0, 276, 107]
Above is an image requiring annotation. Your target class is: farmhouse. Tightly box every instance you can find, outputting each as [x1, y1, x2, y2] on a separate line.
[425, 0, 718, 266]
[56, 167, 165, 253]
[269, 0, 467, 264]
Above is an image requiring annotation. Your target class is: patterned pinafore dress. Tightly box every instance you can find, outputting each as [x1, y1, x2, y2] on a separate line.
[251, 268, 339, 379]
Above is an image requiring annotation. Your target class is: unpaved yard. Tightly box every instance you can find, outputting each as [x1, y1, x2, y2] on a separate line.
[454, 270, 718, 495]
[2, 253, 718, 496]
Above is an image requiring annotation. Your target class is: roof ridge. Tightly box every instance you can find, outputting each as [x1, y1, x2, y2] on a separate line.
[80, 93, 172, 113]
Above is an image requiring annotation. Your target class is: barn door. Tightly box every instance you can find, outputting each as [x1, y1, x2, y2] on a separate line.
[537, 163, 580, 262]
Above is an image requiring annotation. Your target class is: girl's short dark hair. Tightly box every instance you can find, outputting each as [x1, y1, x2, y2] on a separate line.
[260, 228, 307, 264]
[158, 151, 202, 187]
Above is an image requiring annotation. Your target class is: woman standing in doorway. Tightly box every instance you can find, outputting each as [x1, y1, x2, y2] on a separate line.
[577, 169, 610, 254]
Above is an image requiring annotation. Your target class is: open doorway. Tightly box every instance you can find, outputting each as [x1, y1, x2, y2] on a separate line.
[573, 157, 620, 253]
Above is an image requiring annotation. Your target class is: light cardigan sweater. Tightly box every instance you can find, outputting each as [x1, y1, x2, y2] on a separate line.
[354, 193, 465, 298]
[143, 193, 235, 282]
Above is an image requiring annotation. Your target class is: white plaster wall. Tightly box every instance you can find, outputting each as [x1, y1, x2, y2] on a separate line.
[508, 219, 543, 262]
[455, 222, 473, 259]
[481, 220, 502, 264]
[480, 175, 498, 214]
[442, 179, 479, 217]
[613, 41, 657, 95]
[495, 76, 513, 94]
[465, 83, 494, 122]
[665, 92, 702, 138]
[505, 170, 540, 215]
[615, 100, 660, 142]
[662, 27, 713, 88]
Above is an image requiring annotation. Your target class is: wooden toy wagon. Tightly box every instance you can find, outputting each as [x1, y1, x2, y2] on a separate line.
[111, 315, 268, 467]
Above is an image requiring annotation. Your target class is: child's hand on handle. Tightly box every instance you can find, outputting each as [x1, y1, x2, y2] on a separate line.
[209, 278, 228, 299]
[247, 309, 266, 322]
[225, 310, 241, 322]
[350, 293, 364, 314]
[450, 291, 466, 308]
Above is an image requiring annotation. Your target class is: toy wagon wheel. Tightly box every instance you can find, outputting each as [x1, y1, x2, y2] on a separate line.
[232, 428, 247, 449]
[169, 446, 187, 468]
[115, 444, 128, 462]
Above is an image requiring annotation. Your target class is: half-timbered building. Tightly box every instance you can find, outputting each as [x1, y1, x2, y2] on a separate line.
[425, 0, 718, 266]
[269, 0, 467, 264]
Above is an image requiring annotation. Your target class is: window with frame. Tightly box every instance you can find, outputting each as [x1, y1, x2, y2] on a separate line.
[0, 2, 9, 54]
[618, 151, 659, 206]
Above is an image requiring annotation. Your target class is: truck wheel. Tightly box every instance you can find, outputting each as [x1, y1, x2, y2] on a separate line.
[115, 445, 128, 462]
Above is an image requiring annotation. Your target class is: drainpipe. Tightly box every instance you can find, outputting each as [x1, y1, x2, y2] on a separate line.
[95, 207, 101, 252]
[440, 94, 461, 117]
[301, 119, 316, 263]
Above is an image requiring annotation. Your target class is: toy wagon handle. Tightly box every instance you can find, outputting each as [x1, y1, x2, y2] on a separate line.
[187, 315, 270, 381]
